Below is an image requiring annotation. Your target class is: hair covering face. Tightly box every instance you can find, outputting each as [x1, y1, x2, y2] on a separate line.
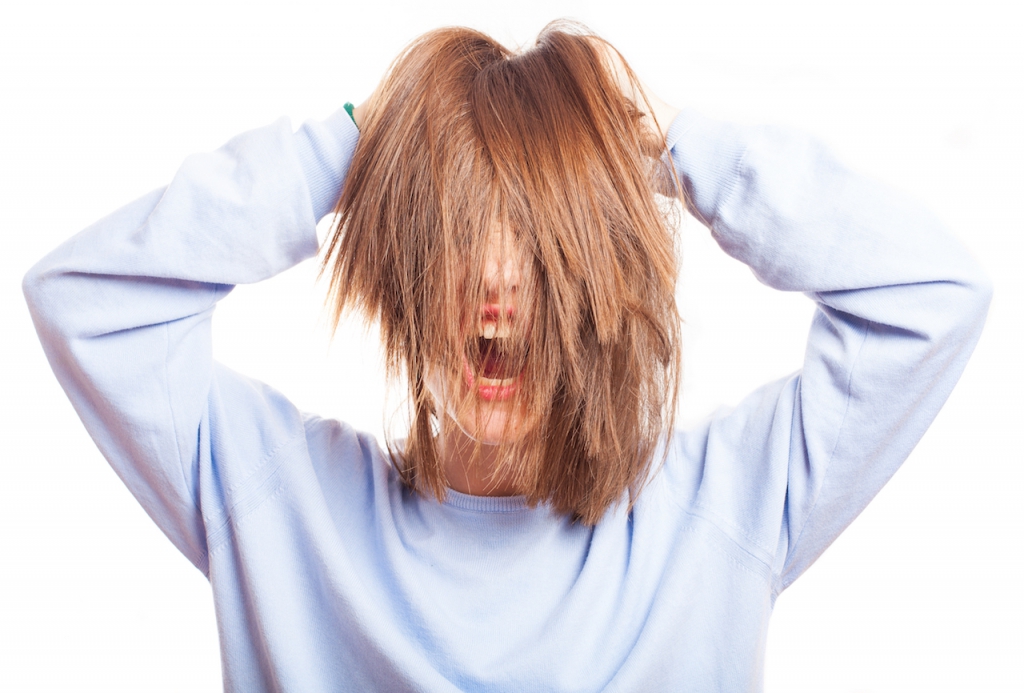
[321, 22, 682, 524]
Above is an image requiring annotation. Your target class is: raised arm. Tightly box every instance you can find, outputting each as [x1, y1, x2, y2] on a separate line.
[661, 108, 991, 592]
[22, 108, 360, 572]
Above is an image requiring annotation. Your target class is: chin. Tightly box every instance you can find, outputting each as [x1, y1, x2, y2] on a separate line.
[451, 399, 534, 445]
[424, 364, 533, 445]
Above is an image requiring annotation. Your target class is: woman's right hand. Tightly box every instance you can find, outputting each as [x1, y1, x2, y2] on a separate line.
[352, 99, 370, 130]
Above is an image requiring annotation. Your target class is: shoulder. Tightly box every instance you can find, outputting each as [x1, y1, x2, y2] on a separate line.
[643, 375, 800, 561]
[204, 364, 388, 506]
[301, 412, 388, 475]
[657, 375, 795, 507]
[300, 411, 395, 507]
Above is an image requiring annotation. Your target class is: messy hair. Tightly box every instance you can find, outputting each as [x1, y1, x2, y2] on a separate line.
[320, 21, 681, 524]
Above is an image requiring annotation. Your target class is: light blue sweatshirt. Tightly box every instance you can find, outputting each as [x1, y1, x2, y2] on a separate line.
[24, 106, 990, 692]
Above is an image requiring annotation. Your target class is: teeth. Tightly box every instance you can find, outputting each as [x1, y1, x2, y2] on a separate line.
[479, 376, 515, 387]
[478, 322, 510, 339]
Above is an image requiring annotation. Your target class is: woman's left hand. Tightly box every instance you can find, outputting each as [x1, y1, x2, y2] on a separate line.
[591, 39, 680, 139]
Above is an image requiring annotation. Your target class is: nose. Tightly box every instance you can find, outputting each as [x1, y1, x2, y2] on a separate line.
[482, 233, 522, 303]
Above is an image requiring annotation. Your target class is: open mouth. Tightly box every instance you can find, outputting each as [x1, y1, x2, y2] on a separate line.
[463, 305, 526, 401]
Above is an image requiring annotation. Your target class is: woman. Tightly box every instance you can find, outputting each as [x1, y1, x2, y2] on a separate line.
[24, 22, 990, 692]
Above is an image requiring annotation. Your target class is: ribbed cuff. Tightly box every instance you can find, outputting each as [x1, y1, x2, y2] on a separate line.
[666, 109, 747, 227]
[293, 106, 362, 223]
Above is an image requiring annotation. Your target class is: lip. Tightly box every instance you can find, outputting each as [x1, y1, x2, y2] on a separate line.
[477, 303, 517, 338]
[480, 303, 516, 322]
[462, 302, 525, 401]
[462, 351, 520, 401]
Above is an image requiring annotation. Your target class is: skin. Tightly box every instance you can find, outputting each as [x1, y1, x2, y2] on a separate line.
[352, 45, 681, 496]
[439, 229, 533, 496]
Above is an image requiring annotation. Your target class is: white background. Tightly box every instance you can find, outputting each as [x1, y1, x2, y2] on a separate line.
[1, 0, 1021, 690]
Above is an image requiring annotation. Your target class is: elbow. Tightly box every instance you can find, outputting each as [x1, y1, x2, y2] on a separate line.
[936, 258, 994, 356]
[23, 256, 68, 346]
[22, 260, 49, 327]
[972, 267, 994, 312]
[959, 259, 994, 337]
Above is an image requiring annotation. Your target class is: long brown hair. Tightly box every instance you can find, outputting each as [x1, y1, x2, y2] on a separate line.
[320, 21, 681, 524]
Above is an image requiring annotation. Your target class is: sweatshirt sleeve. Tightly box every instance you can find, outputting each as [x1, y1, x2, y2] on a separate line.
[22, 108, 360, 573]
[663, 111, 992, 593]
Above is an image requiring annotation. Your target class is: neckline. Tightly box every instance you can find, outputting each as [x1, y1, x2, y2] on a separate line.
[442, 487, 531, 513]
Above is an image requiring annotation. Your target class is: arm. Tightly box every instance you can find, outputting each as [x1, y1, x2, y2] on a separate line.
[22, 108, 360, 572]
[663, 109, 992, 591]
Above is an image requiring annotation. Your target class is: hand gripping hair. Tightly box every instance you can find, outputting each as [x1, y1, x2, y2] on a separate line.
[320, 21, 682, 525]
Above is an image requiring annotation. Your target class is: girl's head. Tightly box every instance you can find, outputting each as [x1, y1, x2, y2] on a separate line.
[321, 21, 681, 524]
